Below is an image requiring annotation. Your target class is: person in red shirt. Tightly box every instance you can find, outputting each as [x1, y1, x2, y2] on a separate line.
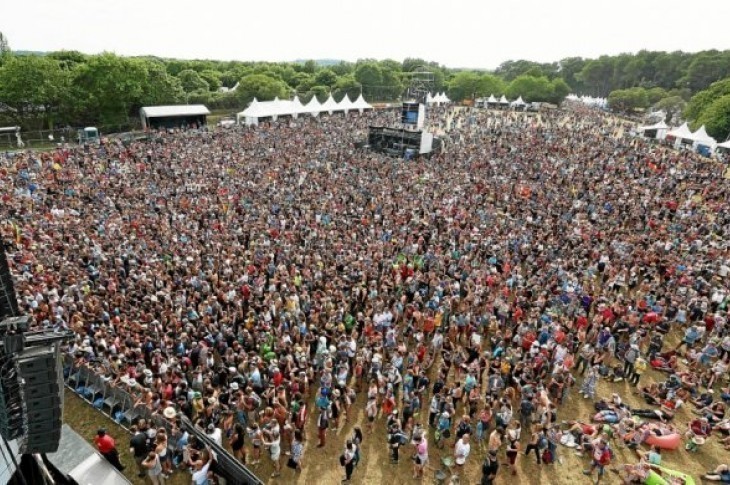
[94, 428, 125, 471]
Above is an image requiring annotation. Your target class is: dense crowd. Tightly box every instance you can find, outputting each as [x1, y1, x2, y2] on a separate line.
[1, 104, 729, 485]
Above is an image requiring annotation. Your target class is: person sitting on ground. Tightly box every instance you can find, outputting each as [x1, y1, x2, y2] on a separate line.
[703, 464, 730, 482]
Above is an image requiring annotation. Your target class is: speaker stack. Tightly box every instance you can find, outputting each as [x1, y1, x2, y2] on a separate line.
[16, 346, 63, 453]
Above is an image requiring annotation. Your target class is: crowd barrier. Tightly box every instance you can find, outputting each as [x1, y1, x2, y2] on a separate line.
[62, 354, 264, 485]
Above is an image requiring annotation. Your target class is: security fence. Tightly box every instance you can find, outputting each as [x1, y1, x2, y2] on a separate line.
[62, 354, 263, 485]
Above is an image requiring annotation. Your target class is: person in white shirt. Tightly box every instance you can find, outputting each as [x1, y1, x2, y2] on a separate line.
[454, 433, 471, 474]
[191, 447, 214, 485]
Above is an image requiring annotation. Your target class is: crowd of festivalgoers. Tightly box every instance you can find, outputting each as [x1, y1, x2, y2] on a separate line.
[1, 103, 729, 485]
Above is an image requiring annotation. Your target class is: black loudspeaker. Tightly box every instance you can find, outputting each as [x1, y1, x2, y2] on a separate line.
[0, 245, 20, 320]
[17, 347, 63, 454]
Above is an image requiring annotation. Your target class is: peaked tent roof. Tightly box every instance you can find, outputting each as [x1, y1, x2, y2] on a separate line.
[304, 95, 323, 113]
[691, 125, 716, 145]
[487, 95, 498, 103]
[511, 96, 526, 106]
[320, 94, 339, 113]
[352, 94, 372, 110]
[499, 95, 509, 104]
[717, 139, 730, 149]
[338, 94, 355, 112]
[666, 122, 694, 140]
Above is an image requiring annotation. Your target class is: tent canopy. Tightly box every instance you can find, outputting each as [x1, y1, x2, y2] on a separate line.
[691, 125, 716, 146]
[666, 122, 694, 140]
[499, 95, 509, 104]
[638, 120, 668, 132]
[237, 94, 372, 124]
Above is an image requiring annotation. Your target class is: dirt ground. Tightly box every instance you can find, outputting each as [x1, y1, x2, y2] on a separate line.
[65, 326, 724, 485]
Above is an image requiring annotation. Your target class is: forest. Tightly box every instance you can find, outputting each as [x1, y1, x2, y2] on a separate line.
[0, 31, 728, 140]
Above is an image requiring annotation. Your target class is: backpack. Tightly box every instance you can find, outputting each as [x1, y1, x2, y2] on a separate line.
[598, 447, 611, 466]
[541, 448, 553, 464]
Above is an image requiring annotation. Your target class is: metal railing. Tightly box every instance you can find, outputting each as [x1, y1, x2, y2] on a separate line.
[61, 354, 263, 485]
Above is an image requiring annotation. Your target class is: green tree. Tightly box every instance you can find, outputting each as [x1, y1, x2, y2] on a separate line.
[558, 57, 586, 92]
[506, 75, 553, 102]
[235, 74, 289, 105]
[309, 85, 329, 102]
[695, 94, 730, 141]
[654, 95, 686, 123]
[607, 87, 649, 112]
[71, 53, 147, 126]
[332, 75, 362, 101]
[683, 52, 730, 92]
[354, 62, 383, 100]
[177, 69, 209, 93]
[447, 72, 482, 101]
[141, 61, 185, 106]
[46, 50, 87, 70]
[199, 69, 222, 92]
[685, 78, 730, 120]
[645, 87, 668, 105]
[313, 68, 337, 88]
[578, 57, 615, 96]
[0, 55, 70, 127]
[548, 78, 571, 104]
[301, 60, 317, 74]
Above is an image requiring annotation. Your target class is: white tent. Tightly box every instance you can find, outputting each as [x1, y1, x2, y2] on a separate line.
[337, 94, 355, 114]
[290, 95, 306, 117]
[510, 96, 526, 107]
[440, 92, 451, 103]
[498, 95, 509, 104]
[691, 125, 717, 147]
[304, 95, 323, 117]
[666, 122, 693, 139]
[716, 139, 730, 153]
[487, 94, 498, 104]
[638, 120, 669, 140]
[426, 92, 436, 104]
[236, 93, 374, 124]
[320, 94, 339, 114]
[352, 94, 373, 113]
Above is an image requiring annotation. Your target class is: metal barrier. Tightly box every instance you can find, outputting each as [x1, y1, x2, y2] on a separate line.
[62, 354, 263, 485]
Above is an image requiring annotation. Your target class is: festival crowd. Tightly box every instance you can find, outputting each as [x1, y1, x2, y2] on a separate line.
[1, 104, 729, 485]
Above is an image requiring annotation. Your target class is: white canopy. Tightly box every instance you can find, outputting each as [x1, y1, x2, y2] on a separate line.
[717, 139, 730, 150]
[691, 125, 716, 146]
[337, 94, 355, 113]
[320, 94, 339, 114]
[498, 95, 509, 104]
[511, 96, 526, 106]
[304, 95, 323, 115]
[237, 94, 373, 124]
[666, 122, 694, 140]
[487, 94, 498, 103]
[352, 94, 373, 112]
[426, 92, 435, 104]
[638, 120, 668, 132]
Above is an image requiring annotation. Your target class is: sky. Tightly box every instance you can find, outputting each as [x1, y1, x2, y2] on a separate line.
[3, 0, 730, 69]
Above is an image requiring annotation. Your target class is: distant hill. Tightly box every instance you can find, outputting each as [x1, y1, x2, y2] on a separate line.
[12, 50, 46, 56]
[293, 59, 345, 66]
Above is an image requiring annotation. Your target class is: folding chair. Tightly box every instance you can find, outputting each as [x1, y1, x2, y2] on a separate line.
[102, 385, 123, 414]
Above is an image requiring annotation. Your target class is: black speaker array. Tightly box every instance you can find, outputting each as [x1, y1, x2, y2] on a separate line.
[17, 347, 63, 454]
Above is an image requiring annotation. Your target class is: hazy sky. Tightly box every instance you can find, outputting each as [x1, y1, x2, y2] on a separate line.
[4, 0, 730, 68]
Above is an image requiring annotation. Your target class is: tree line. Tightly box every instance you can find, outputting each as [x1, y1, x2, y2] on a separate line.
[0, 32, 728, 139]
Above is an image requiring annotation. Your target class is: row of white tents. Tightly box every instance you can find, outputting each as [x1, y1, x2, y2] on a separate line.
[566, 94, 608, 108]
[638, 120, 730, 155]
[475, 95, 528, 108]
[236, 94, 372, 125]
[425, 92, 451, 105]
